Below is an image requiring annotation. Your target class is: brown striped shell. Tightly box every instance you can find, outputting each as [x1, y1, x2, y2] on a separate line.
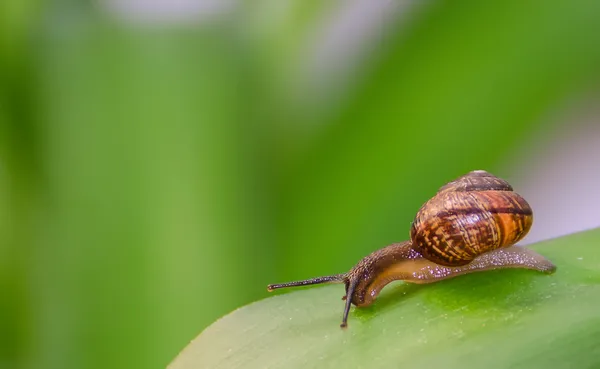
[409, 170, 533, 267]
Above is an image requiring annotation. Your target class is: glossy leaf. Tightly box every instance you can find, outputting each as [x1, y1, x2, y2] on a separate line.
[169, 228, 600, 369]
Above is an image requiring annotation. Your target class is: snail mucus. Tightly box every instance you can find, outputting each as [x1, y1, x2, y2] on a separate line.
[267, 170, 557, 328]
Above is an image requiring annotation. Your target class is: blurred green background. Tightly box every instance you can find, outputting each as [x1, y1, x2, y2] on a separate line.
[1, 1, 600, 369]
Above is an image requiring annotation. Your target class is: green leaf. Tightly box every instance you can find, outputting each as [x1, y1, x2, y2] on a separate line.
[169, 228, 600, 369]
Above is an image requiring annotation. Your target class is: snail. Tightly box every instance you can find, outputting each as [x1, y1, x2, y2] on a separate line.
[267, 170, 556, 328]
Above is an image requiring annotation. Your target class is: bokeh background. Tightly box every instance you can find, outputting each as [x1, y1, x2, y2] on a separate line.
[2, 1, 600, 369]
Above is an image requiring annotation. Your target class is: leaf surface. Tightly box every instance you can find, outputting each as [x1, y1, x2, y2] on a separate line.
[169, 228, 600, 369]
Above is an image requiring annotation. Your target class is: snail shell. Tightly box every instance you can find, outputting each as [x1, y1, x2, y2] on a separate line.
[410, 170, 533, 266]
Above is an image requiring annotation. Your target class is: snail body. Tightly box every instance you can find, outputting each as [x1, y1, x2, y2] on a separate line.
[267, 170, 556, 328]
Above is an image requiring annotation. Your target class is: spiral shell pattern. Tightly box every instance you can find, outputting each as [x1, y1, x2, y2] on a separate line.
[410, 170, 533, 266]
